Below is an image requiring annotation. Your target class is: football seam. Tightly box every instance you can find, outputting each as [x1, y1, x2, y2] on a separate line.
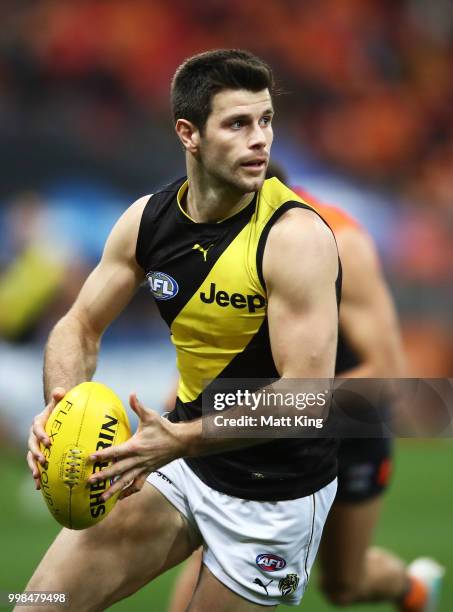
[76, 382, 93, 447]
[68, 383, 93, 529]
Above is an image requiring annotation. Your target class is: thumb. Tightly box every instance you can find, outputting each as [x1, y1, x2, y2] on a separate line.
[129, 393, 150, 421]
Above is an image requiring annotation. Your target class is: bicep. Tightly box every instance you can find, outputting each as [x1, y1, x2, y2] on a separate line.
[67, 197, 148, 337]
[264, 209, 339, 378]
[69, 258, 143, 337]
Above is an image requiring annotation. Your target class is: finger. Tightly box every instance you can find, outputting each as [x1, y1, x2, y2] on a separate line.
[28, 429, 46, 465]
[90, 439, 136, 463]
[32, 410, 52, 447]
[118, 482, 138, 500]
[102, 467, 143, 501]
[26, 450, 40, 476]
[27, 451, 42, 488]
[34, 388, 66, 448]
[88, 456, 139, 483]
[119, 473, 147, 500]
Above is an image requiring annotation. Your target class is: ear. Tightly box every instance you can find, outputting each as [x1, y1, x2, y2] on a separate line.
[175, 119, 200, 153]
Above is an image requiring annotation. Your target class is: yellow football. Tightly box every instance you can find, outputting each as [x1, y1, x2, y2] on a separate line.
[38, 382, 131, 530]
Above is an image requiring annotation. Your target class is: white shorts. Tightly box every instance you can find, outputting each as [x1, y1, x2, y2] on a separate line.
[147, 459, 337, 606]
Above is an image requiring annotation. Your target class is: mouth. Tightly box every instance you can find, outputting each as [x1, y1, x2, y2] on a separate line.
[240, 159, 267, 172]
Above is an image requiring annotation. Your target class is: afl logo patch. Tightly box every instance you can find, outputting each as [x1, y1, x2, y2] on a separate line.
[256, 553, 287, 572]
[146, 271, 179, 300]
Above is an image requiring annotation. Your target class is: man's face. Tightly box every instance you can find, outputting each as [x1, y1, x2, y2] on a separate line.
[199, 88, 274, 193]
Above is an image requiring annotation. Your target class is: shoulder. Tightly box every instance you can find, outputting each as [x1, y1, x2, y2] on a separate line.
[102, 195, 151, 263]
[269, 207, 337, 258]
[123, 195, 152, 223]
[111, 195, 151, 240]
[263, 207, 338, 289]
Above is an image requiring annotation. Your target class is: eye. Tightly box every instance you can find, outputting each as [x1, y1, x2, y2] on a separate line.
[231, 120, 243, 129]
[260, 116, 272, 126]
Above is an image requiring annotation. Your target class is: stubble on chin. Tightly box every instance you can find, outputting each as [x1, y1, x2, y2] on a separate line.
[240, 175, 266, 193]
[202, 159, 265, 194]
[229, 167, 266, 194]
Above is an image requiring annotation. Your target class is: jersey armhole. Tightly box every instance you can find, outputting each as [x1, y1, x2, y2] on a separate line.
[135, 194, 155, 270]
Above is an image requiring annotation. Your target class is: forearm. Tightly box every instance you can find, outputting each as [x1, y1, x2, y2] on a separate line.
[338, 363, 376, 378]
[43, 312, 100, 403]
[177, 378, 331, 458]
[339, 345, 406, 379]
[178, 418, 265, 457]
[177, 418, 270, 458]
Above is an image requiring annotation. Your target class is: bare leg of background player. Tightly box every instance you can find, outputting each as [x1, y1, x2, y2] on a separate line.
[318, 497, 418, 607]
[169, 549, 202, 612]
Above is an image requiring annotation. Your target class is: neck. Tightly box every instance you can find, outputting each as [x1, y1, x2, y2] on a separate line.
[185, 158, 255, 223]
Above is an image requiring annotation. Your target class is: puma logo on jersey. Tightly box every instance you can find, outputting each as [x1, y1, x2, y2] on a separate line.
[193, 243, 213, 262]
[200, 283, 266, 312]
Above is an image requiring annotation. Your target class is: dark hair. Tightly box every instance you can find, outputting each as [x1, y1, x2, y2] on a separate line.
[171, 49, 274, 132]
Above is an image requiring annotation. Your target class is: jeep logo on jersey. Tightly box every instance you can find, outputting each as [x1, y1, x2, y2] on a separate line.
[256, 554, 287, 572]
[146, 271, 179, 300]
[200, 283, 266, 313]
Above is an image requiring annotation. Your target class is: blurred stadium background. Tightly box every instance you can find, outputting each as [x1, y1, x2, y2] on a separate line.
[0, 1, 451, 610]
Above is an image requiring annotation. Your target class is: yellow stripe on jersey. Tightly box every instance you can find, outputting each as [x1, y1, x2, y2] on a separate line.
[172, 177, 318, 404]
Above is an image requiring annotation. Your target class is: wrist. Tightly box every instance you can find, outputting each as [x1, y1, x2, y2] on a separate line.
[174, 419, 200, 458]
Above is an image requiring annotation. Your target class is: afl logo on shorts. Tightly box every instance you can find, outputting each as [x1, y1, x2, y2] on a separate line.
[146, 271, 179, 300]
[256, 553, 287, 572]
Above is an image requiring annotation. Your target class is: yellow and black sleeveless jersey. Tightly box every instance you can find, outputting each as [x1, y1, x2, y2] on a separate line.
[136, 176, 341, 501]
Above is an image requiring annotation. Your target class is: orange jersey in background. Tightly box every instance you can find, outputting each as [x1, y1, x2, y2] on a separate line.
[292, 186, 361, 235]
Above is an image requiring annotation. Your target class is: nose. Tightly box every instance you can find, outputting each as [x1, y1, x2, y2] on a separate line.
[248, 121, 267, 149]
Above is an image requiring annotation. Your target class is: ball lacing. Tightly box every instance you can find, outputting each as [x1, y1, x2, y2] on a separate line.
[63, 448, 83, 486]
